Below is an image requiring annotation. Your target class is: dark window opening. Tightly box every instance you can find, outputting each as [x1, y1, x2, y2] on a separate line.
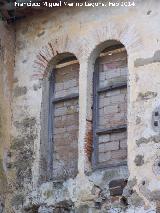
[109, 179, 127, 196]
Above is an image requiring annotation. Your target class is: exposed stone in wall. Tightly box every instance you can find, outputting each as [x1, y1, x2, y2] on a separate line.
[134, 50, 160, 67]
[38, 200, 74, 213]
[134, 155, 144, 166]
[87, 166, 129, 212]
[75, 205, 90, 213]
[9, 116, 38, 211]
[137, 91, 157, 101]
[11, 134, 35, 188]
[0, 198, 4, 213]
[136, 135, 160, 147]
[122, 177, 145, 208]
[136, 116, 141, 125]
[14, 86, 27, 97]
[0, 21, 15, 212]
[6, 1, 160, 212]
[25, 205, 39, 213]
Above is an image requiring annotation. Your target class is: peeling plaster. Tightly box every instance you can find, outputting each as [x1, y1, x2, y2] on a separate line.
[134, 50, 160, 67]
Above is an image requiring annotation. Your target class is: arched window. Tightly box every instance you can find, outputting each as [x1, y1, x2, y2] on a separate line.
[92, 42, 128, 169]
[48, 53, 79, 180]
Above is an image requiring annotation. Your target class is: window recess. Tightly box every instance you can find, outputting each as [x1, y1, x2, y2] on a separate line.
[49, 57, 79, 181]
[92, 46, 128, 169]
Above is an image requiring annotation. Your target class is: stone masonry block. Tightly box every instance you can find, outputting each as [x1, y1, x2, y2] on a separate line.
[120, 139, 127, 149]
[111, 149, 127, 160]
[111, 132, 127, 140]
[98, 134, 110, 143]
[55, 82, 64, 92]
[99, 141, 119, 152]
[64, 79, 77, 89]
[99, 151, 111, 162]
[54, 107, 66, 116]
[104, 105, 118, 114]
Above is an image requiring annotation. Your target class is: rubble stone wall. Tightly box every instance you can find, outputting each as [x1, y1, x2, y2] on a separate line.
[0, 21, 15, 212]
[4, 0, 160, 212]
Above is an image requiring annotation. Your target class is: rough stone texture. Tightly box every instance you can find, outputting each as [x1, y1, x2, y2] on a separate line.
[1, 0, 160, 212]
[0, 21, 15, 212]
[134, 155, 144, 166]
[14, 86, 27, 97]
[137, 91, 157, 101]
[134, 50, 160, 67]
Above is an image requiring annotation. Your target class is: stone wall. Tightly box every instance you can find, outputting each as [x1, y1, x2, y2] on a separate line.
[0, 21, 15, 212]
[3, 0, 160, 212]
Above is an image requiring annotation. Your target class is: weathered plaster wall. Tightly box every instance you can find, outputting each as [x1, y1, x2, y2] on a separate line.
[0, 21, 15, 212]
[9, 0, 160, 212]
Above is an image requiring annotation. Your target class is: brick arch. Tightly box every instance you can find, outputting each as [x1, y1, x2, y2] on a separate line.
[38, 50, 80, 182]
[81, 22, 143, 63]
[33, 22, 142, 79]
[83, 22, 142, 114]
[32, 34, 81, 79]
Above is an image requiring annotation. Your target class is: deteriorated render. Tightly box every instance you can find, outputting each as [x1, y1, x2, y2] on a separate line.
[93, 46, 128, 167]
[51, 61, 79, 180]
[1, 0, 160, 212]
